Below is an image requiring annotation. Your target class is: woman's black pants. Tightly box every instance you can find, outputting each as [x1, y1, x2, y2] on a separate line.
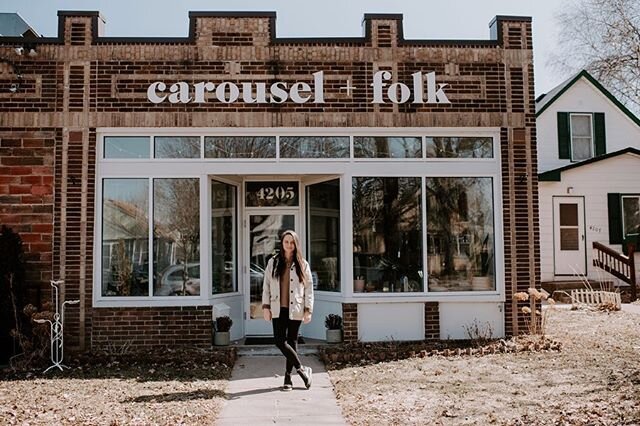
[272, 307, 302, 374]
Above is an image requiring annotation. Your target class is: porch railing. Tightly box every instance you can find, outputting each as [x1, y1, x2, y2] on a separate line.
[592, 241, 637, 301]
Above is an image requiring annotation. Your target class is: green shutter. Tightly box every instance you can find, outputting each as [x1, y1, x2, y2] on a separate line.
[594, 113, 606, 156]
[557, 112, 570, 159]
[607, 193, 623, 244]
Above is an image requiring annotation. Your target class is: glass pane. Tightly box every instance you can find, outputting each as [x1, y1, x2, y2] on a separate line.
[212, 180, 237, 294]
[102, 179, 149, 296]
[104, 136, 149, 159]
[307, 179, 341, 292]
[426, 177, 495, 292]
[246, 181, 299, 207]
[622, 197, 640, 237]
[352, 177, 423, 293]
[154, 136, 200, 158]
[559, 204, 578, 226]
[572, 137, 593, 160]
[571, 115, 592, 137]
[249, 215, 295, 319]
[153, 178, 200, 296]
[353, 137, 422, 158]
[204, 136, 276, 158]
[560, 228, 579, 251]
[280, 136, 349, 159]
[425, 137, 493, 158]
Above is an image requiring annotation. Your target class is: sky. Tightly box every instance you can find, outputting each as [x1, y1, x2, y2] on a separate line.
[2, 0, 569, 96]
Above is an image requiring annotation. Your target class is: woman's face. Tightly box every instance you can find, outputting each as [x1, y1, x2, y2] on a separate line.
[282, 234, 296, 258]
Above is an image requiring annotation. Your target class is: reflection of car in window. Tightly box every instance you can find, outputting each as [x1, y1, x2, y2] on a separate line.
[157, 263, 200, 296]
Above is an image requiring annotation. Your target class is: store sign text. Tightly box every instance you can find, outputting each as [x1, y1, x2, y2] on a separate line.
[146, 71, 450, 105]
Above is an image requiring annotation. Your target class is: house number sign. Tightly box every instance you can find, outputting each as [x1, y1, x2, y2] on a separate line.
[246, 181, 299, 207]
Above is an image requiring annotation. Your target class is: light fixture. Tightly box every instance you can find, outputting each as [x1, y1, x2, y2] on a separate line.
[9, 83, 19, 93]
[14, 46, 24, 56]
[27, 48, 37, 57]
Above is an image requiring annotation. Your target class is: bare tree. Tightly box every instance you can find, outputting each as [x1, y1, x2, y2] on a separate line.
[552, 0, 640, 112]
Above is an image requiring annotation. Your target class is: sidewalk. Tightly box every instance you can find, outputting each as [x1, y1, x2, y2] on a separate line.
[216, 355, 346, 425]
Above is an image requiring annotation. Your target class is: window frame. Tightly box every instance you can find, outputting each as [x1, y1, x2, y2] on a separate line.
[95, 127, 504, 307]
[569, 113, 594, 162]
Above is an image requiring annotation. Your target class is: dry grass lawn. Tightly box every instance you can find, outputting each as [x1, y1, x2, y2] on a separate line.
[330, 307, 640, 425]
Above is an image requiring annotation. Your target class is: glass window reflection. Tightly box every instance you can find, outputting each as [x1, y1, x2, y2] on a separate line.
[307, 179, 341, 292]
[153, 178, 200, 296]
[354, 137, 422, 158]
[154, 136, 201, 159]
[425, 137, 493, 158]
[205, 136, 276, 158]
[101, 179, 149, 296]
[352, 177, 423, 293]
[426, 177, 495, 292]
[212, 180, 237, 294]
[280, 136, 350, 159]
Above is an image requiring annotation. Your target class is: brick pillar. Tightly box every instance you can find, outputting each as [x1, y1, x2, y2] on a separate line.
[424, 302, 440, 341]
[342, 303, 358, 343]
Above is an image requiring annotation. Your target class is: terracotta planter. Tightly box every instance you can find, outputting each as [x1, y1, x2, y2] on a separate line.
[214, 331, 230, 346]
[354, 279, 365, 292]
[326, 329, 343, 343]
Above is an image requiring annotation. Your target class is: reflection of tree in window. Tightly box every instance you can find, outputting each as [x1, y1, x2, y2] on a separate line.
[204, 136, 276, 158]
[426, 177, 494, 292]
[426, 137, 492, 158]
[153, 178, 200, 296]
[352, 177, 423, 292]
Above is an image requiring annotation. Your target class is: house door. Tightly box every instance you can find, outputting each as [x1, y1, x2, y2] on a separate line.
[553, 197, 586, 276]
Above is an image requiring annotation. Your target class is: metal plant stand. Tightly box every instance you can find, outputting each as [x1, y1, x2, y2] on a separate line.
[34, 280, 79, 373]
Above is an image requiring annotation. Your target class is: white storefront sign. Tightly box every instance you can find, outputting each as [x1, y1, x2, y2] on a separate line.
[146, 70, 451, 105]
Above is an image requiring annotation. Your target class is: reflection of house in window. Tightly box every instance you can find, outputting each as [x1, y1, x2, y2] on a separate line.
[102, 198, 150, 296]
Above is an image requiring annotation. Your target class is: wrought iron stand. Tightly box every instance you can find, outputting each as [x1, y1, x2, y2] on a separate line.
[34, 280, 79, 373]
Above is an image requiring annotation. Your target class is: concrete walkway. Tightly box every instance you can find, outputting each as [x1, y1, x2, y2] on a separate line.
[216, 355, 346, 425]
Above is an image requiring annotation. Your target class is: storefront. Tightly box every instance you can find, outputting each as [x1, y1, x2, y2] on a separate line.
[0, 11, 539, 350]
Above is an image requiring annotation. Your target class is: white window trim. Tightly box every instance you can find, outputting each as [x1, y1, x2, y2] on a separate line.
[94, 127, 505, 308]
[569, 113, 594, 162]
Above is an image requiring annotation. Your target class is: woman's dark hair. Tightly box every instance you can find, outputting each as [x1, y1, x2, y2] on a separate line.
[272, 230, 305, 283]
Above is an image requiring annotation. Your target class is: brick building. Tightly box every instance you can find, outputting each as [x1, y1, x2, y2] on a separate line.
[0, 11, 538, 351]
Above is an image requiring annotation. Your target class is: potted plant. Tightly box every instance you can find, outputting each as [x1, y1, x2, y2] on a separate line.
[325, 314, 343, 343]
[213, 315, 233, 346]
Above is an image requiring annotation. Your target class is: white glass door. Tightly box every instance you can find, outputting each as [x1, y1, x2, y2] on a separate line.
[245, 210, 299, 335]
[553, 197, 586, 275]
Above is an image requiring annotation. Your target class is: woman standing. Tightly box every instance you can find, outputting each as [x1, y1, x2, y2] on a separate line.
[262, 230, 313, 391]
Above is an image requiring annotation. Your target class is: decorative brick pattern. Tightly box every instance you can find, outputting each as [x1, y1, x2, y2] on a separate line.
[342, 303, 358, 343]
[424, 302, 440, 341]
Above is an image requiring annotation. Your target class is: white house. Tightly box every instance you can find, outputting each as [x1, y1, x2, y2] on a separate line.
[536, 70, 640, 290]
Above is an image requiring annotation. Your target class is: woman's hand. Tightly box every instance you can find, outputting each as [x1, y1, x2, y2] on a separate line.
[263, 308, 272, 321]
[303, 311, 312, 324]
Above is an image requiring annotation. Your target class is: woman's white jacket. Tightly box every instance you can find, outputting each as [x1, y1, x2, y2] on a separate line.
[261, 257, 314, 320]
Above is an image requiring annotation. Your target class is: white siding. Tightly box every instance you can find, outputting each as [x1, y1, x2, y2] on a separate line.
[539, 154, 640, 281]
[537, 78, 640, 173]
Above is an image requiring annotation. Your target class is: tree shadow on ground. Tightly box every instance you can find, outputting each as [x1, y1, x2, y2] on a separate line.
[123, 388, 227, 403]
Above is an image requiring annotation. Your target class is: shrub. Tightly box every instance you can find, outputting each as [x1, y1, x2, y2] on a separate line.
[215, 316, 233, 332]
[325, 314, 343, 330]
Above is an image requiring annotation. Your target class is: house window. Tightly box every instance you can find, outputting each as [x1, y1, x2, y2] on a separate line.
[570, 114, 593, 161]
[622, 196, 640, 239]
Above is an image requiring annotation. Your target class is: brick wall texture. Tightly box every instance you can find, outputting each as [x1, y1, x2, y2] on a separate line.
[0, 12, 539, 349]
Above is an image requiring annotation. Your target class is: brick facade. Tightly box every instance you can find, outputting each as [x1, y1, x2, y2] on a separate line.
[424, 302, 440, 341]
[342, 303, 358, 343]
[0, 11, 539, 349]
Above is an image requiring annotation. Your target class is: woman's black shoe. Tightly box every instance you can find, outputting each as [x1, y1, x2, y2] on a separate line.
[297, 366, 312, 389]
